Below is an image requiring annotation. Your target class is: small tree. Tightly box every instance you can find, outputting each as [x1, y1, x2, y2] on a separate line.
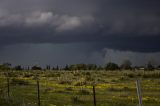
[146, 61, 155, 71]
[52, 66, 55, 70]
[14, 65, 23, 70]
[27, 66, 30, 70]
[87, 64, 97, 70]
[0, 63, 11, 70]
[76, 64, 87, 70]
[69, 64, 87, 70]
[105, 62, 119, 71]
[46, 65, 51, 70]
[121, 60, 132, 70]
[69, 65, 76, 71]
[97, 66, 103, 70]
[32, 65, 42, 70]
[64, 64, 69, 70]
[56, 65, 59, 70]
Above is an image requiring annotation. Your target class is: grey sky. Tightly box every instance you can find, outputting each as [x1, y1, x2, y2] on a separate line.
[0, 0, 160, 66]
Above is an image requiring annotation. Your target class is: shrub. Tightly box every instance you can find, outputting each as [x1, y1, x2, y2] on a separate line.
[73, 73, 80, 76]
[0, 89, 5, 97]
[71, 96, 82, 103]
[124, 73, 135, 78]
[105, 62, 119, 71]
[107, 87, 117, 91]
[86, 72, 91, 76]
[123, 87, 130, 91]
[119, 76, 129, 81]
[85, 76, 94, 81]
[107, 87, 121, 92]
[128, 73, 135, 78]
[11, 78, 29, 85]
[24, 73, 33, 77]
[45, 73, 61, 77]
[44, 87, 52, 93]
[78, 89, 90, 95]
[73, 81, 87, 86]
[142, 72, 160, 78]
[65, 87, 73, 91]
[58, 80, 72, 85]
[0, 97, 21, 106]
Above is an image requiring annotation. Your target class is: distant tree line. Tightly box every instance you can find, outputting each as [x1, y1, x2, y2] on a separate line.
[0, 60, 160, 71]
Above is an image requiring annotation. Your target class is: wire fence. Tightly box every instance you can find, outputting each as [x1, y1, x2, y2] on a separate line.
[0, 71, 160, 106]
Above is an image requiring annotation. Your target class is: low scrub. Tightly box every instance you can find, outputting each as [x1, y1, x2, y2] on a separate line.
[78, 89, 90, 95]
[10, 78, 29, 85]
[142, 72, 160, 78]
[58, 80, 72, 85]
[65, 87, 73, 91]
[71, 96, 83, 103]
[73, 81, 87, 86]
[0, 97, 21, 106]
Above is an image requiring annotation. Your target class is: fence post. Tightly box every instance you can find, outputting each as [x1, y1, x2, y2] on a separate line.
[136, 79, 143, 106]
[37, 80, 40, 106]
[7, 77, 10, 97]
[93, 85, 96, 106]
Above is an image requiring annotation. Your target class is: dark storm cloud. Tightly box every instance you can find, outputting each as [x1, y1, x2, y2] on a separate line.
[0, 0, 160, 52]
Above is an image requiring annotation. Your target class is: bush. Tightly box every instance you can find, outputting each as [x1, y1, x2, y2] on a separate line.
[44, 87, 52, 93]
[73, 73, 80, 76]
[73, 81, 87, 86]
[24, 73, 33, 77]
[11, 78, 29, 85]
[85, 76, 94, 81]
[119, 76, 129, 81]
[45, 73, 61, 77]
[0, 97, 21, 106]
[142, 72, 160, 78]
[58, 80, 72, 85]
[123, 87, 130, 91]
[124, 73, 135, 78]
[71, 96, 82, 103]
[65, 87, 73, 91]
[86, 72, 91, 76]
[105, 62, 119, 71]
[107, 87, 121, 92]
[4, 72, 19, 77]
[0, 89, 5, 97]
[107, 87, 117, 91]
[31, 66, 42, 70]
[78, 89, 90, 95]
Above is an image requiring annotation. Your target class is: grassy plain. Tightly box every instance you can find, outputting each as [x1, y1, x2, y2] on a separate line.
[0, 70, 160, 106]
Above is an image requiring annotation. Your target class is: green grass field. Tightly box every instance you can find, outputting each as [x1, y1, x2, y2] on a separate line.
[0, 70, 160, 106]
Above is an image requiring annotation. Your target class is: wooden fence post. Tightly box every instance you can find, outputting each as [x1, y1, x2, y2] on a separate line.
[93, 85, 96, 106]
[7, 77, 10, 97]
[37, 80, 40, 106]
[136, 79, 143, 106]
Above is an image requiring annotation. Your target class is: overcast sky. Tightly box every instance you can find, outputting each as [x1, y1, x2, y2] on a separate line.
[0, 0, 160, 67]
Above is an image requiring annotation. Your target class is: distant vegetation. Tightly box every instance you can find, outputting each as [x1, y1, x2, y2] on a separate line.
[0, 59, 159, 71]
